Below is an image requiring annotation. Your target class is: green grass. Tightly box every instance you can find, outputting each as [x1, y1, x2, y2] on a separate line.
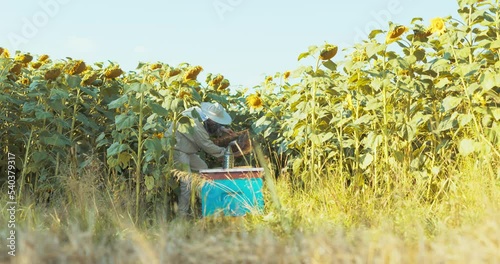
[1, 156, 499, 264]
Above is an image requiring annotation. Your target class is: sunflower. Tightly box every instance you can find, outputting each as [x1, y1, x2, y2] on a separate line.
[9, 63, 23, 75]
[217, 79, 230, 90]
[104, 65, 123, 79]
[67, 60, 86, 75]
[149, 63, 162, 70]
[0, 48, 10, 58]
[178, 90, 191, 99]
[45, 68, 62, 81]
[38, 54, 49, 62]
[15, 54, 33, 63]
[246, 94, 263, 109]
[31, 61, 43, 69]
[19, 77, 30, 86]
[168, 68, 181, 77]
[265, 76, 273, 83]
[352, 50, 368, 62]
[398, 69, 410, 77]
[385, 25, 408, 44]
[429, 17, 445, 35]
[283, 71, 291, 80]
[147, 75, 158, 84]
[153, 132, 164, 139]
[319, 44, 338, 60]
[209, 74, 224, 87]
[413, 29, 432, 41]
[81, 71, 98, 86]
[184, 66, 203, 81]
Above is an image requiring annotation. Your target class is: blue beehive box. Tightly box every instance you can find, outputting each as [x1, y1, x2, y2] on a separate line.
[200, 168, 264, 217]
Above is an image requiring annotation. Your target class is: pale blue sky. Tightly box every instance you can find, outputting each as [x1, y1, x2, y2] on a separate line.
[2, 0, 460, 88]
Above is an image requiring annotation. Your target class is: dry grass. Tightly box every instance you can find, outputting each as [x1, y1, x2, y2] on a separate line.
[0, 215, 498, 264]
[0, 156, 499, 264]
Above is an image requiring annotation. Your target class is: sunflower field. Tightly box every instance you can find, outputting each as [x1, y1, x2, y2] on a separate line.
[0, 0, 499, 263]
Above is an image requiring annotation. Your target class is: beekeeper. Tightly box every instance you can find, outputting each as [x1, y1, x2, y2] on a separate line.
[166, 102, 236, 218]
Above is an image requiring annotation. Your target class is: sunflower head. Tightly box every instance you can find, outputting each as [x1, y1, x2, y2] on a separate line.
[19, 77, 30, 86]
[217, 79, 230, 90]
[246, 94, 263, 109]
[413, 29, 432, 41]
[104, 65, 124, 79]
[184, 66, 203, 81]
[265, 76, 273, 83]
[209, 74, 224, 88]
[44, 68, 62, 81]
[153, 132, 164, 139]
[9, 63, 23, 75]
[386, 25, 408, 44]
[429, 17, 446, 35]
[147, 75, 158, 84]
[0, 48, 10, 58]
[319, 44, 338, 60]
[283, 71, 291, 80]
[149, 63, 162, 71]
[81, 71, 98, 86]
[15, 54, 33, 64]
[67, 60, 86, 75]
[168, 68, 181, 77]
[31, 61, 43, 69]
[177, 90, 191, 99]
[398, 69, 410, 77]
[352, 49, 368, 62]
[38, 54, 49, 62]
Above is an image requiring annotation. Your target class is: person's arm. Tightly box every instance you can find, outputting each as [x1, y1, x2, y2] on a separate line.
[218, 126, 235, 137]
[191, 123, 226, 158]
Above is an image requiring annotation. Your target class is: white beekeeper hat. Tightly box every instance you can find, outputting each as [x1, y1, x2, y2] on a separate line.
[200, 102, 232, 125]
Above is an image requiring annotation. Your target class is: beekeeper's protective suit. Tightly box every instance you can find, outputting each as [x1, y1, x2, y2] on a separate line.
[166, 102, 234, 218]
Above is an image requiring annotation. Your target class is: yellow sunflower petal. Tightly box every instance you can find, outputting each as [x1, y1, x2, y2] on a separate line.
[429, 17, 446, 34]
[246, 94, 263, 109]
